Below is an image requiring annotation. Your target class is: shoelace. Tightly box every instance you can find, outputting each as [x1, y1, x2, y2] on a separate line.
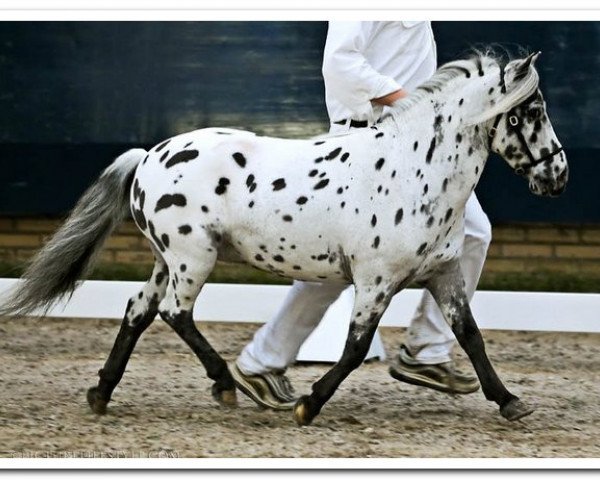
[266, 372, 295, 401]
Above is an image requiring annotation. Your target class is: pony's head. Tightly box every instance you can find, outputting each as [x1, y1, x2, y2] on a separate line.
[489, 52, 568, 197]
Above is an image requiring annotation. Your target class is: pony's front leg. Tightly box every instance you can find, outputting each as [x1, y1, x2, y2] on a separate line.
[425, 260, 534, 421]
[293, 283, 392, 426]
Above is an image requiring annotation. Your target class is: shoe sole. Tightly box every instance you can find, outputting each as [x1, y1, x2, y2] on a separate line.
[230, 365, 296, 411]
[389, 366, 480, 395]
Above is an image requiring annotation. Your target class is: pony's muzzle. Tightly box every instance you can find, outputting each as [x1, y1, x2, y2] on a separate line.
[529, 159, 568, 197]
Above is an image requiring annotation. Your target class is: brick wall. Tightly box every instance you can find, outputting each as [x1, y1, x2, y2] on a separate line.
[1, 217, 599, 278]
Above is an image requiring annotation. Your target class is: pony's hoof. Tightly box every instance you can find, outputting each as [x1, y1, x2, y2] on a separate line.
[293, 396, 317, 426]
[500, 398, 535, 422]
[87, 386, 108, 415]
[212, 384, 238, 407]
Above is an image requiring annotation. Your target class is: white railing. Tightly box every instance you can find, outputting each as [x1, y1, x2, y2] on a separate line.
[1, 278, 598, 362]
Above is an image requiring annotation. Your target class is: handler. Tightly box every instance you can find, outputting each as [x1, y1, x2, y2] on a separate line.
[232, 21, 492, 409]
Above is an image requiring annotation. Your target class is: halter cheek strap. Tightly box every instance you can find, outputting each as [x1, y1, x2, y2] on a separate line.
[488, 111, 564, 175]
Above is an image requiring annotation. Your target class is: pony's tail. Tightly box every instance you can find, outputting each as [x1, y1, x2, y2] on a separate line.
[0, 148, 147, 317]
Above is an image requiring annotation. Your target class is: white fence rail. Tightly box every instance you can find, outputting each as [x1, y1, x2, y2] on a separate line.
[1, 278, 598, 332]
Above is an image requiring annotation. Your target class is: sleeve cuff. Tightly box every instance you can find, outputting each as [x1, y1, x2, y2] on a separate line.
[371, 76, 402, 101]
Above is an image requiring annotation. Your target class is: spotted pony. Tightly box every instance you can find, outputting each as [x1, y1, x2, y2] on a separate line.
[1, 52, 568, 425]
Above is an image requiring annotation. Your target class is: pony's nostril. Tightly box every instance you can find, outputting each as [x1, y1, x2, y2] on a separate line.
[552, 184, 566, 196]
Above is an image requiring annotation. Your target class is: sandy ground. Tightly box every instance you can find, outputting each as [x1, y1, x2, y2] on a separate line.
[0, 316, 599, 459]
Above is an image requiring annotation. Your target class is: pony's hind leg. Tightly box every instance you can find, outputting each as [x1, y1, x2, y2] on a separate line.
[158, 249, 237, 407]
[87, 255, 169, 414]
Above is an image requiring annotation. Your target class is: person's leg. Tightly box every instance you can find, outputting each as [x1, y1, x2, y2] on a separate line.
[389, 193, 491, 394]
[238, 281, 347, 374]
[233, 280, 347, 409]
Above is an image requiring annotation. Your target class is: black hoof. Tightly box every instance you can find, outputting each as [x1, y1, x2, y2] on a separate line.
[211, 383, 238, 407]
[500, 398, 535, 422]
[87, 386, 109, 415]
[293, 395, 319, 426]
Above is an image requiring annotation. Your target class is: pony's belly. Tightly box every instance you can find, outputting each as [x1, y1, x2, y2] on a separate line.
[233, 246, 351, 284]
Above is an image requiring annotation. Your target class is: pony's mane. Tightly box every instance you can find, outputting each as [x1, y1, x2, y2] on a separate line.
[393, 50, 540, 125]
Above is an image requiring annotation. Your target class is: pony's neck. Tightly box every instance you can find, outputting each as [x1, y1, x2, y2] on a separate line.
[388, 58, 509, 207]
[393, 57, 504, 130]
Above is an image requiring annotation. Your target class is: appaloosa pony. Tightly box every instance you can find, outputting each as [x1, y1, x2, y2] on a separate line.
[1, 52, 568, 426]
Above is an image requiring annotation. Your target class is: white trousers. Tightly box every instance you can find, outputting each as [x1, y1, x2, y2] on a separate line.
[238, 192, 492, 374]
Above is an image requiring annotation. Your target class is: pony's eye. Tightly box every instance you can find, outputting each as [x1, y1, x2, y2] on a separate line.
[529, 107, 543, 120]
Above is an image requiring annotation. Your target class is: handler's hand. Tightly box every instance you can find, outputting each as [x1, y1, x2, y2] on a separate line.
[372, 89, 408, 106]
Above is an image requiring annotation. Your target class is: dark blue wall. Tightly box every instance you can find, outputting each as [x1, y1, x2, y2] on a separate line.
[0, 21, 598, 224]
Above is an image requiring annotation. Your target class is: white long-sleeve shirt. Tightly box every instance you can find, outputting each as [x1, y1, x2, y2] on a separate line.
[322, 21, 437, 130]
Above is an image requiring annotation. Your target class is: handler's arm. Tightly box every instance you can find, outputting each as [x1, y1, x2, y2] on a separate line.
[322, 21, 408, 112]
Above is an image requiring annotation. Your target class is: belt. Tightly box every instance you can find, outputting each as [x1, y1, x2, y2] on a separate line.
[333, 118, 369, 129]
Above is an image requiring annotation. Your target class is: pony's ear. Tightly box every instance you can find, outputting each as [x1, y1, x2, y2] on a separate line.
[505, 51, 541, 86]
[520, 51, 541, 70]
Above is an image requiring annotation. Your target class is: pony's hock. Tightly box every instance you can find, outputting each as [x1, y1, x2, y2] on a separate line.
[1, 51, 567, 424]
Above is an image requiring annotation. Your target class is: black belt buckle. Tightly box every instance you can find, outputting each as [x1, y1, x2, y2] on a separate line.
[349, 119, 368, 128]
[333, 118, 368, 129]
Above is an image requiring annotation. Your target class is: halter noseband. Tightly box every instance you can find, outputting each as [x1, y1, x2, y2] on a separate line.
[488, 109, 564, 176]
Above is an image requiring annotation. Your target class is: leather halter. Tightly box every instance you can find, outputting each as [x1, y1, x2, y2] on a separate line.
[488, 108, 564, 176]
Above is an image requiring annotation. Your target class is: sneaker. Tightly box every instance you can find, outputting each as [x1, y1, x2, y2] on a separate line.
[389, 345, 480, 395]
[230, 363, 298, 410]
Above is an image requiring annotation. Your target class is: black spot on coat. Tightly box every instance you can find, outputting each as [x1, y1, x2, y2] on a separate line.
[165, 150, 199, 168]
[155, 194, 187, 213]
[326, 147, 341, 160]
[272, 178, 286, 191]
[178, 225, 192, 235]
[155, 140, 170, 152]
[232, 152, 246, 168]
[394, 208, 403, 226]
[314, 179, 329, 190]
[148, 221, 164, 252]
[215, 177, 230, 195]
[133, 208, 147, 231]
[445, 208, 454, 223]
[426, 137, 436, 164]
